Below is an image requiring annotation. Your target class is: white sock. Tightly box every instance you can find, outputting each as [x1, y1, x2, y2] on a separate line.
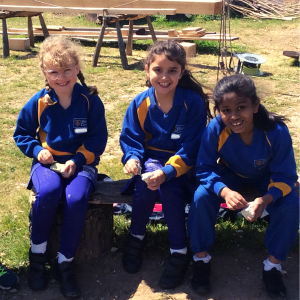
[131, 233, 145, 241]
[263, 258, 281, 271]
[193, 253, 211, 263]
[31, 240, 47, 254]
[170, 247, 187, 255]
[58, 252, 74, 264]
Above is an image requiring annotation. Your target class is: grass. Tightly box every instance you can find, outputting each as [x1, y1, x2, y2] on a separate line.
[0, 13, 299, 270]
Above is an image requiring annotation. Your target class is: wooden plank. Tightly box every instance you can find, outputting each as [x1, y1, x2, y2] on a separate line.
[168, 29, 177, 37]
[92, 18, 106, 67]
[3, 29, 238, 42]
[33, 29, 110, 36]
[116, 20, 128, 70]
[129, 34, 239, 42]
[2, 18, 9, 58]
[123, 25, 149, 29]
[27, 16, 34, 47]
[0, 6, 176, 15]
[1, 1, 222, 15]
[182, 27, 202, 33]
[33, 25, 64, 30]
[126, 19, 133, 56]
[146, 15, 157, 43]
[38, 13, 49, 38]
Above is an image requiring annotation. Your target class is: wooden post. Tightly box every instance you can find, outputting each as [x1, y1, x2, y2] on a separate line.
[2, 18, 9, 58]
[92, 18, 107, 67]
[38, 13, 49, 38]
[146, 15, 157, 43]
[116, 20, 128, 70]
[126, 20, 134, 56]
[27, 16, 35, 47]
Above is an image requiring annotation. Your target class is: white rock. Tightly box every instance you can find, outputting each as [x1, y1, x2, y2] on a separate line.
[141, 172, 153, 184]
[241, 202, 255, 219]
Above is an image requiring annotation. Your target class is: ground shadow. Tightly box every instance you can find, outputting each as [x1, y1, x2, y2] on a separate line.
[188, 63, 219, 71]
[1, 51, 38, 60]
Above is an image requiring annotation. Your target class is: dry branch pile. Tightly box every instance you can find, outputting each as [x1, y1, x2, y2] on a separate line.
[228, 0, 299, 19]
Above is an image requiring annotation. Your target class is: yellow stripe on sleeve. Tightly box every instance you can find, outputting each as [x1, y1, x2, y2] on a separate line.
[218, 127, 231, 152]
[166, 155, 192, 177]
[37, 97, 48, 125]
[81, 93, 90, 111]
[268, 180, 292, 197]
[264, 131, 272, 147]
[137, 97, 152, 142]
[76, 144, 95, 164]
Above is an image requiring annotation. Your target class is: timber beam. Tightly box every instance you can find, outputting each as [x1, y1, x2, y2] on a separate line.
[1, 0, 222, 15]
[0, 6, 176, 15]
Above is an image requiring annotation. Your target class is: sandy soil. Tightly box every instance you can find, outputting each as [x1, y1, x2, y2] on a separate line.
[1, 248, 298, 300]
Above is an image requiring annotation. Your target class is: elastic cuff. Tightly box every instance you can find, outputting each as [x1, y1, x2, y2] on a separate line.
[161, 165, 177, 181]
[267, 187, 283, 203]
[71, 152, 86, 169]
[33, 145, 44, 159]
[125, 155, 140, 164]
[214, 182, 227, 197]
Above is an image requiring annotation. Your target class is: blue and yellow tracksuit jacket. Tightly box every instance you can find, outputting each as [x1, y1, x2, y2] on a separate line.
[13, 83, 108, 170]
[120, 86, 207, 181]
[196, 115, 298, 202]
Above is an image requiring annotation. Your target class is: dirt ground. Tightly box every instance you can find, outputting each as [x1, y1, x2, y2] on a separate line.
[1, 248, 299, 300]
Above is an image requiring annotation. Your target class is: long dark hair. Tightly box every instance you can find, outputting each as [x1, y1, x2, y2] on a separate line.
[145, 40, 212, 120]
[213, 74, 288, 131]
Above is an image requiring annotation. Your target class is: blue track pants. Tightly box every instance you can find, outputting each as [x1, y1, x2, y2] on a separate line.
[31, 165, 94, 258]
[130, 158, 196, 250]
[187, 173, 299, 261]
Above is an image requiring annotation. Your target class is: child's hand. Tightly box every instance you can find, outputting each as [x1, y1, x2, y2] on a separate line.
[37, 149, 54, 165]
[147, 170, 166, 191]
[220, 187, 248, 210]
[61, 160, 77, 178]
[246, 194, 273, 222]
[123, 159, 141, 175]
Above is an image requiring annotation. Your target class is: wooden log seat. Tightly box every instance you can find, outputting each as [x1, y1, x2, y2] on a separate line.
[29, 173, 298, 263]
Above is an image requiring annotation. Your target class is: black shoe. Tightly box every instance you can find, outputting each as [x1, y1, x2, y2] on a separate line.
[159, 252, 190, 289]
[191, 260, 211, 295]
[54, 260, 81, 299]
[263, 268, 287, 299]
[28, 249, 47, 291]
[122, 234, 144, 273]
[0, 263, 18, 290]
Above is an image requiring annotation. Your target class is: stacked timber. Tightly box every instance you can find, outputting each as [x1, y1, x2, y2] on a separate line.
[179, 27, 206, 38]
[167, 27, 207, 38]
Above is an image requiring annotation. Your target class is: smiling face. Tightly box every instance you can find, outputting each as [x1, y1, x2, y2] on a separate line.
[43, 61, 79, 99]
[218, 92, 259, 135]
[145, 54, 183, 101]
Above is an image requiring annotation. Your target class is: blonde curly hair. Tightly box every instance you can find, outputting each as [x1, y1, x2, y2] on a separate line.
[39, 35, 82, 70]
[39, 36, 98, 100]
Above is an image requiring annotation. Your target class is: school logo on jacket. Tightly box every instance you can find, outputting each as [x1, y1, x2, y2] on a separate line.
[254, 157, 271, 170]
[74, 118, 87, 134]
[171, 125, 186, 139]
